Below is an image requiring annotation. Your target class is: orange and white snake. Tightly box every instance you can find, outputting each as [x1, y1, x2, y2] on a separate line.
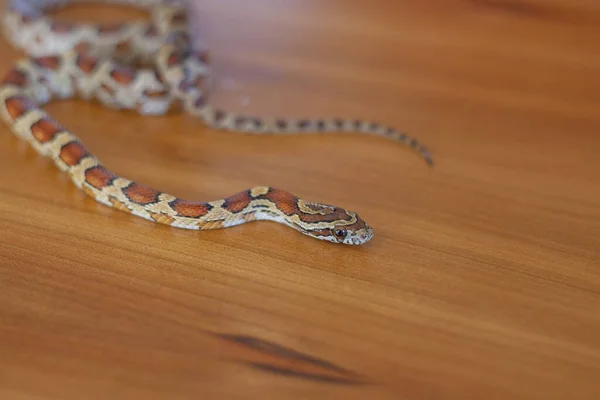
[0, 0, 433, 245]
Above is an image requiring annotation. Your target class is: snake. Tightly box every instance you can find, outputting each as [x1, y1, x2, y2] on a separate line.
[0, 0, 434, 245]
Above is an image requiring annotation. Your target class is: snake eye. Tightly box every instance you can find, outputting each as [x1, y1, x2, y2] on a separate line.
[332, 227, 347, 240]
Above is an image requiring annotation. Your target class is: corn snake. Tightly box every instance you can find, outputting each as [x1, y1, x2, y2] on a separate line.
[0, 0, 433, 245]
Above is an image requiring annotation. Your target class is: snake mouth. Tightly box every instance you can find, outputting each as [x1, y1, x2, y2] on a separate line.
[361, 227, 375, 244]
[348, 229, 374, 245]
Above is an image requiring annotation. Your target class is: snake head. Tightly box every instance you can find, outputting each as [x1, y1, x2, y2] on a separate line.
[297, 201, 374, 245]
[329, 219, 375, 245]
[249, 188, 374, 245]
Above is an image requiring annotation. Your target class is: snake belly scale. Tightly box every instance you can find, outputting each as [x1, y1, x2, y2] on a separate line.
[0, 0, 433, 245]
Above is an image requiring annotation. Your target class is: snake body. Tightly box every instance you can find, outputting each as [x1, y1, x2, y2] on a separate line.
[0, 0, 433, 245]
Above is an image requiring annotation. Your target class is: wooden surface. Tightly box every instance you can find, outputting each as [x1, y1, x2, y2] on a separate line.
[1, 0, 599, 399]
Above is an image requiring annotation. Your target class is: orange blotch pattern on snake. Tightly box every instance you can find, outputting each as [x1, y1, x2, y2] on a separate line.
[169, 199, 212, 218]
[59, 141, 90, 166]
[4, 96, 36, 120]
[32, 56, 61, 70]
[31, 118, 63, 143]
[122, 182, 161, 205]
[2, 69, 28, 87]
[75, 54, 100, 73]
[85, 165, 117, 190]
[222, 190, 253, 213]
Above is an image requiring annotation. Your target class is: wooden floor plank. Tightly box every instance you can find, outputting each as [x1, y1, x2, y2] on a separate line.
[0, 1, 599, 399]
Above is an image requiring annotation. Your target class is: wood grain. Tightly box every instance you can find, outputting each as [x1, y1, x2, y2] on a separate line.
[1, 0, 599, 399]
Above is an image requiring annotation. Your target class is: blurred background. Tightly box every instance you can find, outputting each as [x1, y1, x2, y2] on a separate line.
[1, 1, 599, 399]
